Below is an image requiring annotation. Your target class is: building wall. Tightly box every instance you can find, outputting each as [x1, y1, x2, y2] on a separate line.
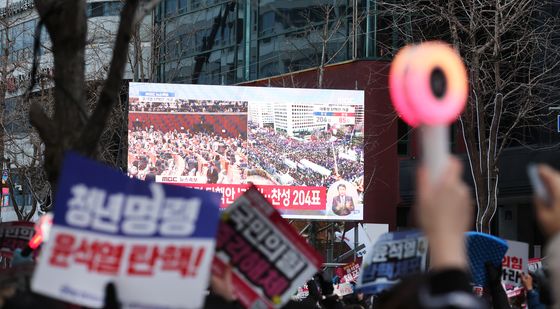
[156, 0, 402, 85]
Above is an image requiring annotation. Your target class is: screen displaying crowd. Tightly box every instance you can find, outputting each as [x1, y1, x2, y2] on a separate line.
[127, 83, 365, 220]
[247, 122, 364, 190]
[128, 126, 248, 184]
[129, 99, 248, 113]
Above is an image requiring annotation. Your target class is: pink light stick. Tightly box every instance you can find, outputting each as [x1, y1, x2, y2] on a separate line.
[389, 42, 468, 182]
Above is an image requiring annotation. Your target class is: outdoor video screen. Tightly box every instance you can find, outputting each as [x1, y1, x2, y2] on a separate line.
[128, 83, 364, 220]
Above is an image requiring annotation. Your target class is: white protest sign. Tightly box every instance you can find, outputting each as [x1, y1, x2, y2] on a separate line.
[333, 282, 354, 297]
[363, 224, 389, 246]
[528, 258, 542, 273]
[31, 154, 221, 308]
[502, 240, 529, 290]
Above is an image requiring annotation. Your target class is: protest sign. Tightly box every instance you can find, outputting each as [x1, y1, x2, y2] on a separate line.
[502, 240, 529, 291]
[333, 282, 354, 297]
[362, 224, 389, 245]
[506, 287, 527, 309]
[293, 283, 309, 301]
[528, 258, 542, 273]
[0, 222, 34, 260]
[335, 261, 360, 284]
[357, 230, 428, 294]
[213, 186, 323, 308]
[32, 153, 221, 308]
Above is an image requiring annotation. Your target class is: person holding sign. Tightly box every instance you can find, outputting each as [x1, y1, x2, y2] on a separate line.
[531, 164, 560, 308]
[331, 183, 355, 216]
[374, 42, 484, 308]
[373, 158, 483, 309]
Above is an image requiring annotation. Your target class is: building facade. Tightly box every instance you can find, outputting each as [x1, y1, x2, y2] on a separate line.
[248, 101, 274, 127]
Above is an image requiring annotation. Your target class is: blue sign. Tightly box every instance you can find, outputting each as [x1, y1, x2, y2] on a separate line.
[557, 114, 560, 133]
[357, 230, 428, 294]
[54, 152, 221, 238]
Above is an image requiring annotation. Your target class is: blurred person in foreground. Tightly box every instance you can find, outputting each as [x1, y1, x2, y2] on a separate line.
[533, 165, 560, 308]
[376, 157, 486, 309]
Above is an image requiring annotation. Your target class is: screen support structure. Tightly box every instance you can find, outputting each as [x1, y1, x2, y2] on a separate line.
[294, 220, 362, 277]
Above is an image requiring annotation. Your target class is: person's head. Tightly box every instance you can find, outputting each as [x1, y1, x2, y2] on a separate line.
[337, 183, 347, 196]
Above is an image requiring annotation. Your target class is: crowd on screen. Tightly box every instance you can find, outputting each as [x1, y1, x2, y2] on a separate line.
[247, 122, 363, 189]
[128, 126, 248, 184]
[129, 99, 248, 113]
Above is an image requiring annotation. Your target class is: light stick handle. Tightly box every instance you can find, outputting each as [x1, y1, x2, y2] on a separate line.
[421, 125, 449, 183]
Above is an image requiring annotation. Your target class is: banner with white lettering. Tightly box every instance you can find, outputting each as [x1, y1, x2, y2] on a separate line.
[31, 153, 221, 308]
[357, 230, 428, 294]
[212, 186, 323, 308]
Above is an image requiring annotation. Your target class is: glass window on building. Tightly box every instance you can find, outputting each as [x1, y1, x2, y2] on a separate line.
[255, 0, 351, 79]
[397, 118, 410, 156]
[86, 1, 124, 17]
[165, 0, 177, 17]
[88, 2, 105, 17]
[178, 0, 188, 13]
[105, 1, 123, 16]
[259, 10, 275, 36]
[8, 19, 38, 62]
[376, 14, 394, 58]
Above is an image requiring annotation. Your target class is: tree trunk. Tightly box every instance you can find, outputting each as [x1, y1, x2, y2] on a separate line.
[30, 0, 140, 192]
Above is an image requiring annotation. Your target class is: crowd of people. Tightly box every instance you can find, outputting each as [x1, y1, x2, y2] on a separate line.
[247, 122, 363, 189]
[128, 126, 248, 184]
[129, 99, 248, 113]
[6, 156, 560, 308]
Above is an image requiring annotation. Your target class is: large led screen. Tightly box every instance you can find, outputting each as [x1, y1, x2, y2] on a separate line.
[128, 83, 364, 220]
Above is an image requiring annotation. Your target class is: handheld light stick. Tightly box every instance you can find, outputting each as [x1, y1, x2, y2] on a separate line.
[389, 42, 468, 182]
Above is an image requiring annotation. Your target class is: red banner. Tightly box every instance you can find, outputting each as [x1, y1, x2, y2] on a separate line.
[164, 183, 326, 211]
